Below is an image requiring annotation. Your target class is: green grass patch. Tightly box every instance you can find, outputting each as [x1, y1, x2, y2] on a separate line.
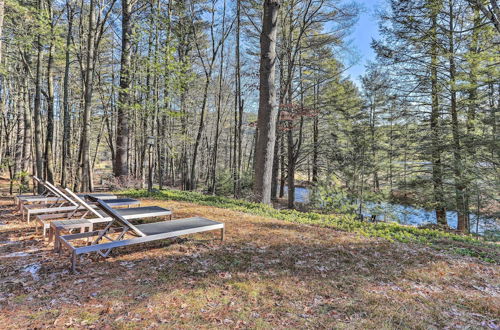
[451, 247, 495, 263]
[13, 294, 28, 303]
[121, 189, 499, 263]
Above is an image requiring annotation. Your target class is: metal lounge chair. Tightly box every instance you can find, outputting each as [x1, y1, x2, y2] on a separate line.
[22, 181, 80, 212]
[25, 182, 136, 210]
[49, 188, 172, 249]
[24, 182, 138, 222]
[34, 187, 141, 236]
[16, 177, 117, 210]
[14, 176, 54, 208]
[58, 198, 224, 273]
[23, 182, 80, 222]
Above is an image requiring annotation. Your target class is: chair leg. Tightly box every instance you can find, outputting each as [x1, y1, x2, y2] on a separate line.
[56, 229, 63, 254]
[71, 251, 77, 273]
[221, 228, 225, 241]
[48, 226, 54, 243]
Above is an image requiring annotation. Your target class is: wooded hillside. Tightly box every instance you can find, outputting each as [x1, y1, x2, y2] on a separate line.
[0, 0, 498, 232]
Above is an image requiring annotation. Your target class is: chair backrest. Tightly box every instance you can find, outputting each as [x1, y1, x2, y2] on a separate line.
[44, 182, 78, 206]
[41, 181, 63, 198]
[90, 197, 147, 237]
[33, 176, 50, 196]
[64, 188, 104, 218]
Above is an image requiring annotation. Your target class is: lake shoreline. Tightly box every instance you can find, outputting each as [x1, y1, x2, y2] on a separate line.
[279, 185, 499, 238]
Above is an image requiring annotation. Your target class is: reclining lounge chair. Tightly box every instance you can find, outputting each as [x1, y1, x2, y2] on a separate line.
[14, 176, 52, 206]
[58, 198, 224, 273]
[24, 182, 138, 222]
[15, 176, 66, 210]
[16, 177, 117, 210]
[47, 188, 171, 244]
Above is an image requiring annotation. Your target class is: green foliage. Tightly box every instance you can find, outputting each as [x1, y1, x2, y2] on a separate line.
[310, 175, 358, 214]
[207, 169, 254, 197]
[451, 247, 495, 263]
[15, 171, 31, 193]
[121, 188, 498, 263]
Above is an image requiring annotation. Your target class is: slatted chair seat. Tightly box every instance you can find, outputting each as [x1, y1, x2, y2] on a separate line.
[135, 217, 221, 235]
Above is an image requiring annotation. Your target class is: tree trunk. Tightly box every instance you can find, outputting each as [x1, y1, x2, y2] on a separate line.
[33, 0, 44, 193]
[233, 0, 242, 198]
[115, 0, 133, 179]
[44, 0, 55, 183]
[21, 77, 31, 185]
[0, 0, 4, 65]
[270, 131, 280, 199]
[464, 8, 481, 230]
[312, 114, 319, 184]
[286, 127, 295, 207]
[430, 4, 446, 225]
[369, 101, 379, 191]
[279, 133, 285, 197]
[254, 0, 280, 204]
[13, 82, 24, 193]
[61, 2, 73, 187]
[209, 0, 226, 194]
[448, 1, 467, 231]
[79, 0, 96, 192]
[0, 0, 4, 172]
[189, 75, 210, 190]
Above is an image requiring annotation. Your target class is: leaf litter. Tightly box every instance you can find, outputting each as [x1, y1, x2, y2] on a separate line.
[0, 197, 498, 329]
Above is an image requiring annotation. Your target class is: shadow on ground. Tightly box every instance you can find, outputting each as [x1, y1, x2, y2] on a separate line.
[0, 197, 499, 329]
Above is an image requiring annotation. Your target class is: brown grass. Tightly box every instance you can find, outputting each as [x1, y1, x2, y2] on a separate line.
[0, 196, 499, 329]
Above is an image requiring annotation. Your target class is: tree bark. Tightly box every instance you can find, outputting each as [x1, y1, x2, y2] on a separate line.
[61, 2, 73, 187]
[33, 0, 44, 193]
[21, 76, 31, 185]
[0, 0, 4, 65]
[209, 0, 226, 195]
[312, 84, 319, 184]
[78, 0, 95, 191]
[254, 0, 280, 204]
[430, 4, 446, 225]
[44, 0, 55, 183]
[447, 1, 467, 231]
[115, 0, 133, 179]
[233, 0, 242, 198]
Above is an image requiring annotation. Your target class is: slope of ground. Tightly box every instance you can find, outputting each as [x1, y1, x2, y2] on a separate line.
[0, 195, 499, 329]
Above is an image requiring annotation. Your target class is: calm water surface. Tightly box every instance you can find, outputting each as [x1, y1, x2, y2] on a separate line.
[283, 186, 499, 236]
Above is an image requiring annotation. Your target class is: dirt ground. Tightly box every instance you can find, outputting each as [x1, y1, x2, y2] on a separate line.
[0, 196, 499, 329]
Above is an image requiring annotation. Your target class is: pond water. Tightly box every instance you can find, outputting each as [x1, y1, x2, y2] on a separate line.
[283, 186, 499, 236]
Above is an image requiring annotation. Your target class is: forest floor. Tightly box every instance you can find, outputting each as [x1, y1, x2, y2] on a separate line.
[0, 194, 499, 329]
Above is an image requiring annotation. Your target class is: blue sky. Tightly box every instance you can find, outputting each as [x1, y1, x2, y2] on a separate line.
[345, 0, 382, 84]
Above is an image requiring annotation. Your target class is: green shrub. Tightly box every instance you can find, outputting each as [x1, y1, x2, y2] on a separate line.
[309, 175, 358, 214]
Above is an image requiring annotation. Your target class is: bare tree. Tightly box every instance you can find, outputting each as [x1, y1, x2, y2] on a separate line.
[254, 0, 280, 204]
[115, 0, 134, 179]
